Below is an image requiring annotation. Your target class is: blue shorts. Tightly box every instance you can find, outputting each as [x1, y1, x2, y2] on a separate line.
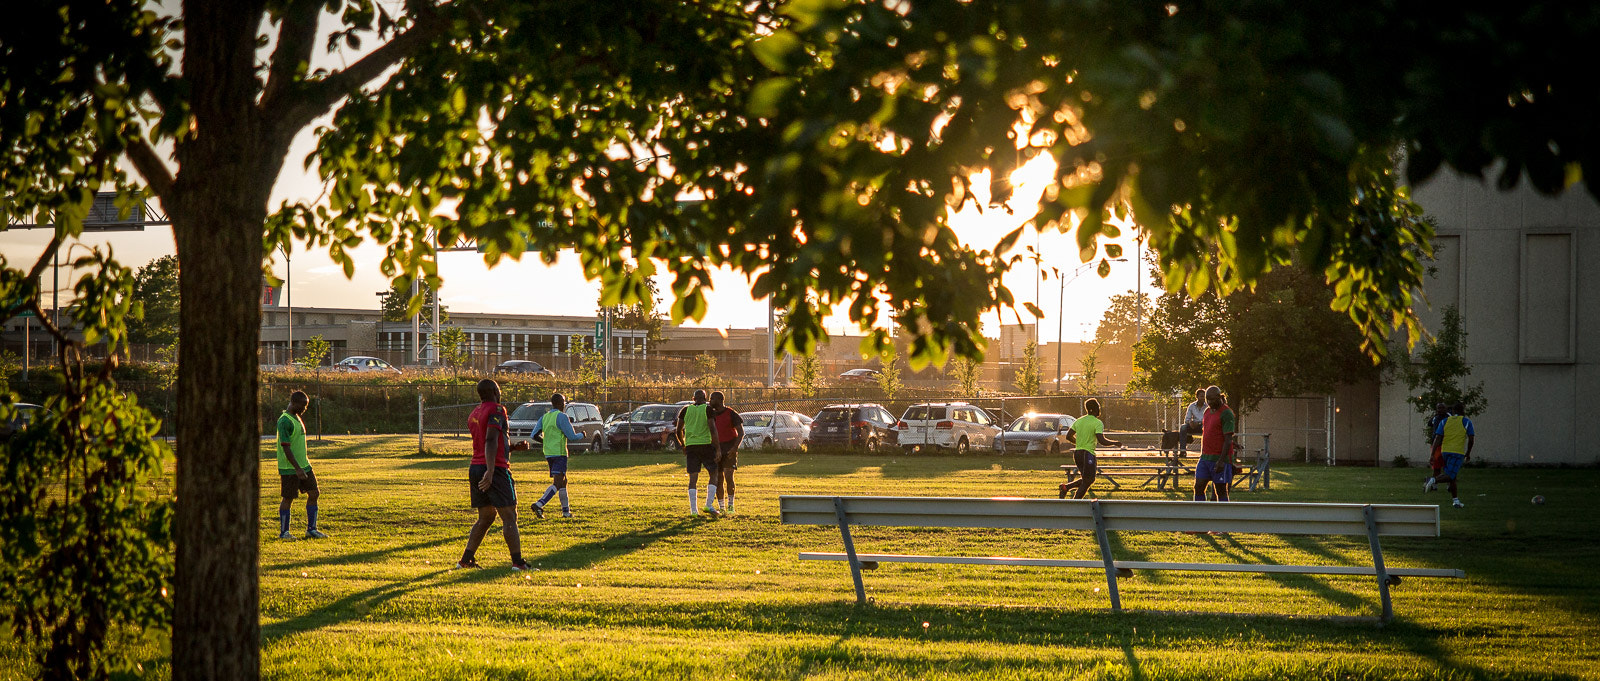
[1440, 452, 1465, 479]
[545, 455, 569, 477]
[1195, 458, 1233, 486]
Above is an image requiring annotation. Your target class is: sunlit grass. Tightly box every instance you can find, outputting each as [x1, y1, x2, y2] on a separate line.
[5, 434, 1597, 680]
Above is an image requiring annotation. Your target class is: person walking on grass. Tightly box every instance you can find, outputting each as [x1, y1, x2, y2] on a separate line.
[675, 390, 724, 517]
[1059, 398, 1120, 499]
[1426, 402, 1475, 508]
[529, 392, 585, 519]
[1424, 402, 1448, 483]
[1194, 385, 1237, 503]
[708, 391, 745, 515]
[458, 379, 532, 570]
[276, 390, 327, 540]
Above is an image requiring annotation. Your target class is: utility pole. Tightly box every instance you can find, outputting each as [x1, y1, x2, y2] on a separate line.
[767, 297, 776, 387]
[1055, 268, 1064, 393]
[285, 248, 292, 365]
[411, 277, 421, 365]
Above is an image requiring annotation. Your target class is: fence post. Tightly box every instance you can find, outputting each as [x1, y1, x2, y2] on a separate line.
[417, 392, 425, 454]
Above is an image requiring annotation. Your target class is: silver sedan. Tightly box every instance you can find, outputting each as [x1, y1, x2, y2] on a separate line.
[993, 413, 1077, 455]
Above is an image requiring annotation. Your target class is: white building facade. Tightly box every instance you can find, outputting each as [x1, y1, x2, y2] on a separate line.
[1378, 172, 1599, 465]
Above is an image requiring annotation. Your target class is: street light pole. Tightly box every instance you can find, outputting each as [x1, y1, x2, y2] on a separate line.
[285, 247, 292, 365]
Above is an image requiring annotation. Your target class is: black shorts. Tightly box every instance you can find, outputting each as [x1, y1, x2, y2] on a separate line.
[469, 464, 517, 509]
[685, 444, 720, 475]
[279, 470, 318, 499]
[1073, 449, 1097, 476]
[718, 443, 740, 470]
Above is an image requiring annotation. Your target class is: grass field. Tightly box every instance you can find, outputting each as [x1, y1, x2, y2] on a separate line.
[11, 435, 1600, 680]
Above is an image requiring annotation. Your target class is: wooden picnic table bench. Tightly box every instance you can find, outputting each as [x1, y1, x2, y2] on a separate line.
[1060, 462, 1192, 492]
[780, 495, 1463, 622]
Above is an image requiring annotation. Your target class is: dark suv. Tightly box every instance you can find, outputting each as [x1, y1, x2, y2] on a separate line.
[606, 403, 684, 450]
[808, 403, 899, 452]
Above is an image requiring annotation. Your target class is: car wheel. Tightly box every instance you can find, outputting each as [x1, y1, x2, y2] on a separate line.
[1049, 441, 1060, 456]
[956, 437, 969, 455]
[865, 438, 878, 453]
[903, 445, 916, 453]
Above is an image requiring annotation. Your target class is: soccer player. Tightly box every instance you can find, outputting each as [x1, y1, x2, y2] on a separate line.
[1426, 402, 1475, 508]
[1060, 398, 1120, 499]
[1423, 402, 1448, 485]
[1194, 385, 1236, 502]
[458, 379, 531, 570]
[529, 392, 585, 519]
[675, 389, 723, 517]
[275, 390, 327, 539]
[707, 391, 744, 514]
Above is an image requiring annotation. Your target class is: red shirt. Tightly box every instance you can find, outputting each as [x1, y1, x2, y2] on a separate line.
[1201, 404, 1237, 460]
[469, 402, 510, 468]
[711, 406, 743, 444]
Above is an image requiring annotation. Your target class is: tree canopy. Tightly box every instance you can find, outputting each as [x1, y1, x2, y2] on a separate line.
[128, 255, 180, 346]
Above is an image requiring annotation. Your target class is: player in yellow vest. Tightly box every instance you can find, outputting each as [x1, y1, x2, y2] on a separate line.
[529, 393, 585, 519]
[675, 389, 723, 517]
[1425, 401, 1475, 508]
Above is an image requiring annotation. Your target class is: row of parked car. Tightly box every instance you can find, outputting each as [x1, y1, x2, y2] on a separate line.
[503, 399, 1081, 455]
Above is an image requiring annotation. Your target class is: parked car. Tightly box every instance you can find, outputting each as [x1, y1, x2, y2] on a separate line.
[808, 403, 898, 451]
[837, 368, 881, 383]
[738, 410, 811, 450]
[495, 359, 554, 376]
[895, 402, 1002, 454]
[993, 413, 1077, 455]
[606, 403, 686, 450]
[0, 403, 46, 441]
[333, 355, 401, 373]
[507, 401, 605, 451]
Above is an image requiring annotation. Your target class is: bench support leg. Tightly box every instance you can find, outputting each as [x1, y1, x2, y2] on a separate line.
[1090, 500, 1122, 613]
[834, 497, 868, 605]
[1363, 505, 1393, 623]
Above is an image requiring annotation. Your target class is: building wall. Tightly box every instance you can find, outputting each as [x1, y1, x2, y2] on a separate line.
[1378, 172, 1600, 465]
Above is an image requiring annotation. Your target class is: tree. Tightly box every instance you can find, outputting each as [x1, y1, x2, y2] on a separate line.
[693, 352, 718, 377]
[876, 344, 903, 400]
[1014, 340, 1042, 396]
[794, 353, 823, 399]
[1092, 292, 1152, 370]
[572, 336, 606, 385]
[949, 357, 982, 397]
[294, 334, 331, 372]
[9, 2, 1598, 675]
[599, 263, 667, 351]
[1132, 264, 1379, 414]
[1077, 342, 1104, 396]
[377, 279, 446, 324]
[127, 255, 180, 346]
[436, 327, 470, 377]
[1401, 305, 1487, 418]
[0, 350, 20, 385]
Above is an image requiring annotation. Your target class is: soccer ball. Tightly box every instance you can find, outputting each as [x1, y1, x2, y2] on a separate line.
[1531, 495, 1545, 505]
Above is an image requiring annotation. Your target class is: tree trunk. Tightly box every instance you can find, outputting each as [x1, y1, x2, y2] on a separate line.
[170, 1, 275, 677]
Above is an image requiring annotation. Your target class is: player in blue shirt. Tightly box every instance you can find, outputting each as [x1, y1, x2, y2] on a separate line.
[1426, 402, 1475, 508]
[530, 393, 585, 518]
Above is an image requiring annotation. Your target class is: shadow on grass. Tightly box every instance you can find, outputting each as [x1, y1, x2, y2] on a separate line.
[395, 452, 679, 472]
[1106, 531, 1169, 587]
[262, 535, 460, 572]
[527, 518, 696, 570]
[1199, 534, 1370, 614]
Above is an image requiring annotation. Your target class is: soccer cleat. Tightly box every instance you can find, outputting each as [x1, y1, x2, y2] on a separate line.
[278, 531, 295, 540]
[561, 510, 573, 518]
[1424, 478, 1437, 492]
[1058, 483, 1070, 500]
[456, 559, 480, 569]
[701, 506, 721, 517]
[305, 529, 329, 539]
[531, 502, 544, 519]
[1452, 499, 1465, 508]
[511, 560, 533, 571]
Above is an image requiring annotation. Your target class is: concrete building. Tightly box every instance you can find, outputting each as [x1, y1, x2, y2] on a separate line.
[1377, 172, 1599, 465]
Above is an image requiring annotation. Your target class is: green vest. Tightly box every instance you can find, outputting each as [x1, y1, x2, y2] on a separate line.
[541, 410, 568, 457]
[275, 411, 310, 474]
[682, 404, 713, 446]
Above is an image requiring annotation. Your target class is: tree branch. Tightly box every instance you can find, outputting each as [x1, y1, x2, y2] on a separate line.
[266, 4, 454, 134]
[260, 0, 324, 110]
[126, 137, 175, 206]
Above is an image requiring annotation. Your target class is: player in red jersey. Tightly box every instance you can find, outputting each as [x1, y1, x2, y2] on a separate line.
[457, 379, 531, 570]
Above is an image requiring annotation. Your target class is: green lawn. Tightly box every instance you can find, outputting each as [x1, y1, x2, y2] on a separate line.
[17, 435, 1600, 680]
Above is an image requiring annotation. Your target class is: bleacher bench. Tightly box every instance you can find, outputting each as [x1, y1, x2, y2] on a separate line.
[780, 495, 1464, 622]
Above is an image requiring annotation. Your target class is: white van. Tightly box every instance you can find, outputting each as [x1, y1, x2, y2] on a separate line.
[895, 402, 1002, 454]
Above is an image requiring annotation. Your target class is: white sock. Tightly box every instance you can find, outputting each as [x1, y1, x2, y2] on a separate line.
[688, 489, 698, 513]
[727, 495, 735, 510]
[706, 484, 718, 509]
[557, 489, 569, 511]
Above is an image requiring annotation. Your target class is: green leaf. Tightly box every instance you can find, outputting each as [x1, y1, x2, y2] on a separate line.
[748, 77, 795, 118]
[752, 31, 803, 73]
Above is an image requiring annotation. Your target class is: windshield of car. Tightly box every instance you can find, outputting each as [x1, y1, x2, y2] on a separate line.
[510, 404, 551, 421]
[903, 405, 946, 421]
[631, 405, 680, 422]
[743, 414, 774, 428]
[1009, 417, 1059, 432]
[815, 408, 855, 422]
